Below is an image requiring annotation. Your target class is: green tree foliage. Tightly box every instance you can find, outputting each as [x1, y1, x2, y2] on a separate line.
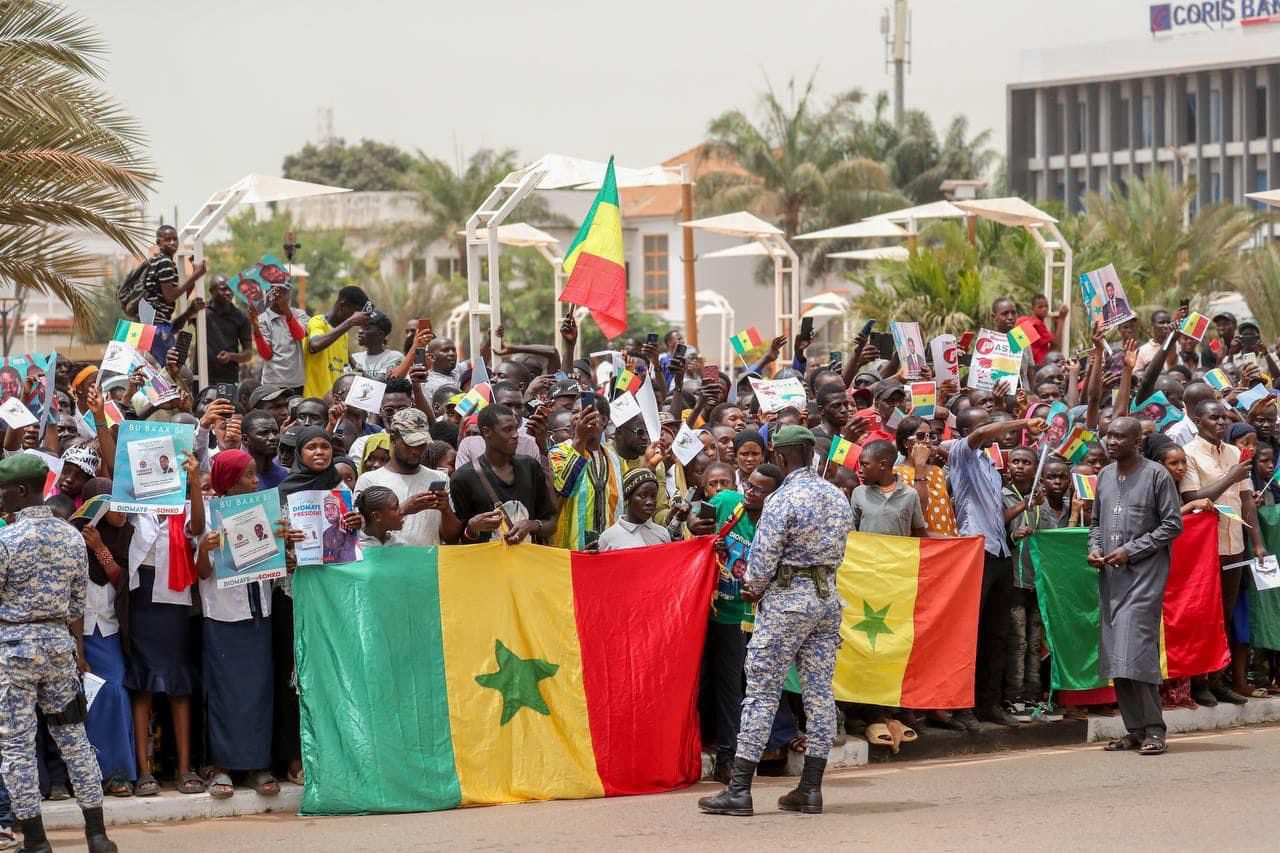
[281, 138, 413, 192]
[204, 208, 353, 314]
[0, 0, 155, 333]
[1237, 246, 1280, 341]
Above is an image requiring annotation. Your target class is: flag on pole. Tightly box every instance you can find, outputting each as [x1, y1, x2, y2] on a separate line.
[1215, 504, 1250, 527]
[729, 326, 764, 356]
[828, 436, 861, 470]
[614, 369, 642, 395]
[559, 157, 628, 339]
[112, 319, 157, 352]
[1007, 320, 1040, 354]
[455, 383, 491, 419]
[1072, 473, 1097, 500]
[1179, 311, 1210, 341]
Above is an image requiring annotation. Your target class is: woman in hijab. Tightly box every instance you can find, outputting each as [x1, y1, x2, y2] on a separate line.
[76, 478, 137, 796]
[732, 429, 766, 489]
[195, 450, 280, 799]
[359, 432, 391, 474]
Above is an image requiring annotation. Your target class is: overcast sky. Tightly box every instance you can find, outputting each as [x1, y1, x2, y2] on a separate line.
[71, 0, 1160, 223]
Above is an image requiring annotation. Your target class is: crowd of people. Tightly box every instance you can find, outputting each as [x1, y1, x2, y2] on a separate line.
[2, 224, 1279, 845]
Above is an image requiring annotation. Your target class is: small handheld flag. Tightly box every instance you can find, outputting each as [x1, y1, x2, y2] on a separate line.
[71, 494, 112, 527]
[1215, 504, 1251, 528]
[1007, 320, 1041, 354]
[454, 383, 491, 419]
[1072, 473, 1097, 500]
[828, 436, 861, 471]
[1179, 311, 1210, 341]
[1056, 424, 1096, 463]
[984, 445, 1004, 469]
[1203, 368, 1231, 392]
[730, 326, 764, 356]
[910, 382, 936, 418]
[112, 319, 157, 353]
[614, 368, 642, 395]
[559, 156, 628, 338]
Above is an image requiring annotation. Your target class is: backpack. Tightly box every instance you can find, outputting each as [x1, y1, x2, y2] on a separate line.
[116, 259, 148, 321]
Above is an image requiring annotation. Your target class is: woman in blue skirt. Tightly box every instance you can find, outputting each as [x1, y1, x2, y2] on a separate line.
[74, 478, 136, 796]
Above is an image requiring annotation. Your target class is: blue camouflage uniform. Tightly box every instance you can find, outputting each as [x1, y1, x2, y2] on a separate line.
[736, 466, 852, 762]
[0, 505, 104, 821]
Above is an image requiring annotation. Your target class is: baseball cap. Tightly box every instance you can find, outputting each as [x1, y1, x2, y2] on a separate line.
[248, 385, 289, 408]
[1212, 311, 1237, 324]
[552, 379, 580, 399]
[771, 425, 816, 447]
[873, 379, 907, 401]
[1239, 318, 1261, 333]
[389, 407, 432, 446]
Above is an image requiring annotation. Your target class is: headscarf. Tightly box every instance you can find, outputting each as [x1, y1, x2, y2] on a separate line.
[210, 449, 253, 497]
[278, 426, 340, 498]
[61, 444, 100, 477]
[1226, 422, 1257, 445]
[732, 429, 765, 453]
[71, 365, 98, 390]
[622, 467, 658, 501]
[360, 432, 391, 473]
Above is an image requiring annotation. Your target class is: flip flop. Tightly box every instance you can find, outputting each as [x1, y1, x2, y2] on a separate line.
[1104, 733, 1141, 751]
[1139, 735, 1167, 755]
[286, 767, 305, 786]
[247, 771, 280, 797]
[178, 771, 206, 795]
[207, 771, 234, 800]
[1249, 688, 1269, 699]
[134, 773, 160, 797]
[864, 722, 894, 748]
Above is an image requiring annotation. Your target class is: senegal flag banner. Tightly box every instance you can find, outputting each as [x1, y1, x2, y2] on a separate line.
[112, 319, 156, 352]
[1249, 505, 1280, 651]
[293, 538, 716, 815]
[559, 156, 627, 339]
[786, 532, 984, 707]
[1031, 512, 1228, 691]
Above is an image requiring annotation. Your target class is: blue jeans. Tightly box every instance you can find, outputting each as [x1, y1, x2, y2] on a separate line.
[0, 772, 11, 829]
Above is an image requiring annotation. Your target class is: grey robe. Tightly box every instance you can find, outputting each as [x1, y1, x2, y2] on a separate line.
[1088, 458, 1184, 683]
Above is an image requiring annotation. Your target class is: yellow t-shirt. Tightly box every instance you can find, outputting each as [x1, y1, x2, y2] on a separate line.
[302, 314, 349, 399]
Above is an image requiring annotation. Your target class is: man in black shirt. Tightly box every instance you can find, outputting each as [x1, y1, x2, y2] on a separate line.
[204, 275, 253, 385]
[450, 403, 556, 544]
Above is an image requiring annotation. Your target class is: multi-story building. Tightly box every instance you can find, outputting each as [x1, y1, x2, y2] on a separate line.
[1007, 10, 1280, 214]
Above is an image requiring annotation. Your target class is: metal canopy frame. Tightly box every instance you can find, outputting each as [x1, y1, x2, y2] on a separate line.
[681, 214, 801, 338]
[694, 289, 735, 368]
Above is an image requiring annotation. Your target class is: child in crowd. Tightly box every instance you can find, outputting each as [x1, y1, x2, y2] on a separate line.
[355, 486, 407, 547]
[703, 462, 736, 500]
[598, 469, 671, 552]
[851, 440, 926, 537]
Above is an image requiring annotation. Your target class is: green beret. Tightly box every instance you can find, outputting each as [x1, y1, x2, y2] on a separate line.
[0, 453, 49, 484]
[771, 425, 816, 448]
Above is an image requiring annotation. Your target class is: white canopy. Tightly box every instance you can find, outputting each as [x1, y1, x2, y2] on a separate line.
[793, 219, 907, 240]
[828, 246, 911, 261]
[500, 153, 683, 191]
[1246, 189, 1280, 208]
[953, 197, 1057, 227]
[459, 222, 561, 249]
[700, 241, 787, 260]
[215, 173, 351, 206]
[878, 199, 968, 222]
[681, 211, 783, 238]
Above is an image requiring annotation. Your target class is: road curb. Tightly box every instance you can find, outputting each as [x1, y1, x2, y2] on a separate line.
[41, 782, 302, 830]
[1087, 695, 1280, 741]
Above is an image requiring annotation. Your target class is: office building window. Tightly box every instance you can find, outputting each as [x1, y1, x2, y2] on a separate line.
[1210, 172, 1222, 203]
[1074, 101, 1086, 152]
[1117, 97, 1130, 148]
[1141, 96, 1153, 147]
[1185, 92, 1197, 144]
[1052, 102, 1065, 155]
[1255, 166, 1270, 208]
[1208, 89, 1222, 142]
[435, 257, 457, 280]
[642, 234, 669, 311]
[1255, 87, 1268, 139]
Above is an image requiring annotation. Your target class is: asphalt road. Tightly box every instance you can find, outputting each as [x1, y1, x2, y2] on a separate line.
[47, 724, 1280, 851]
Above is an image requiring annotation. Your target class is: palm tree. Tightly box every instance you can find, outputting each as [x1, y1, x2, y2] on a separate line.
[388, 148, 562, 279]
[1081, 172, 1267, 306]
[699, 75, 906, 280]
[0, 0, 155, 330]
[1237, 245, 1280, 340]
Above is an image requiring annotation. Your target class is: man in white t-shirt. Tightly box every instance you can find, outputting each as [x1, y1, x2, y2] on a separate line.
[353, 408, 462, 546]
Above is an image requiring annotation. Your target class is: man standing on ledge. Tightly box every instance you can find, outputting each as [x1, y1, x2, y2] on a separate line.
[698, 425, 852, 817]
[1089, 417, 1183, 756]
[0, 455, 116, 852]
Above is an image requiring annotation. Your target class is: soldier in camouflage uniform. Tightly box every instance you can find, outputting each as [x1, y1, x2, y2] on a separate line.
[0, 455, 116, 853]
[699, 425, 853, 817]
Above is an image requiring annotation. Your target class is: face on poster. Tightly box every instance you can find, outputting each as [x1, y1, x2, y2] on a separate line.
[890, 322, 927, 380]
[110, 421, 193, 514]
[210, 488, 287, 588]
[1079, 264, 1135, 332]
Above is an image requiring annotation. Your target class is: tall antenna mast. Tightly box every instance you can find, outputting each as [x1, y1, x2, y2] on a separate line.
[316, 106, 336, 145]
[882, 0, 911, 127]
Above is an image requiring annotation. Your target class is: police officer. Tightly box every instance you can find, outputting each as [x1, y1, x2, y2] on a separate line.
[698, 425, 852, 817]
[0, 455, 116, 852]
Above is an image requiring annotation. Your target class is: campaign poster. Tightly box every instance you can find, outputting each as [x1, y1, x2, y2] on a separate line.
[345, 376, 386, 416]
[967, 329, 1021, 393]
[286, 489, 361, 567]
[110, 420, 193, 514]
[890, 321, 928, 380]
[209, 488, 287, 589]
[1079, 263, 1136, 332]
[748, 376, 807, 414]
[930, 334, 959, 383]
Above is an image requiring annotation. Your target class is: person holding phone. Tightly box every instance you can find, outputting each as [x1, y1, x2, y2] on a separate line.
[547, 396, 624, 549]
[351, 311, 403, 381]
[250, 283, 309, 396]
[302, 286, 371, 399]
[450, 403, 555, 544]
[205, 274, 254, 385]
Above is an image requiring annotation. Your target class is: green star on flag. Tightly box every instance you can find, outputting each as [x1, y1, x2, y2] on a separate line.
[475, 639, 560, 725]
[853, 600, 893, 650]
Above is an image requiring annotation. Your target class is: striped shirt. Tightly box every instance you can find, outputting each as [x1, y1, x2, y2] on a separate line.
[143, 254, 178, 324]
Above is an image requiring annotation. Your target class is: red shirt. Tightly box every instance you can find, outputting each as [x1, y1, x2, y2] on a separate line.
[1018, 315, 1053, 365]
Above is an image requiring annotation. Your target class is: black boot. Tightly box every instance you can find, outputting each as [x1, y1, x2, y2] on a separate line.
[778, 755, 827, 814]
[697, 757, 755, 816]
[712, 753, 732, 784]
[18, 816, 51, 853]
[82, 807, 118, 853]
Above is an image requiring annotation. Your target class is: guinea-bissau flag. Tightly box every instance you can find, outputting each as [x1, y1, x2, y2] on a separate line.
[1248, 505, 1280, 651]
[292, 538, 717, 815]
[786, 532, 985, 708]
[1030, 512, 1229, 691]
[559, 156, 627, 338]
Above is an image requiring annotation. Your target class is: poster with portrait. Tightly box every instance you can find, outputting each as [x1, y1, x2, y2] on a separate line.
[967, 329, 1021, 393]
[229, 253, 292, 313]
[890, 321, 928, 380]
[1042, 401, 1071, 451]
[110, 420, 193, 514]
[209, 488, 287, 589]
[1134, 391, 1183, 432]
[286, 489, 361, 567]
[1079, 264, 1136, 332]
